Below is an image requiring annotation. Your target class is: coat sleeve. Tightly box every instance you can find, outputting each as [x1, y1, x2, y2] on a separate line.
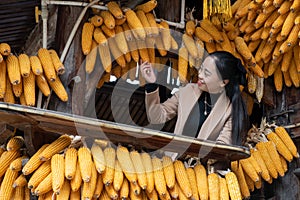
[145, 88, 179, 124]
[215, 115, 233, 145]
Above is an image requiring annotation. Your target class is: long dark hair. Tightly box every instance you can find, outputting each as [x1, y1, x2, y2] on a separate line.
[209, 51, 249, 145]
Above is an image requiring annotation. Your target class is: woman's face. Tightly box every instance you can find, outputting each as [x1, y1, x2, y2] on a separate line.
[197, 56, 225, 93]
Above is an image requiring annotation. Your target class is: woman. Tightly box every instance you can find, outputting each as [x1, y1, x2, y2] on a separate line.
[140, 51, 249, 146]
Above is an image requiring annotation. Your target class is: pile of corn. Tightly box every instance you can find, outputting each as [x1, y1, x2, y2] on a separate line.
[0, 44, 68, 106]
[0, 124, 297, 200]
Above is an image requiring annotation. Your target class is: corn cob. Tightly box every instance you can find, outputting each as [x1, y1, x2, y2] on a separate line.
[254, 176, 262, 189]
[199, 19, 223, 42]
[128, 39, 140, 62]
[90, 15, 103, 27]
[219, 176, 229, 200]
[125, 9, 146, 40]
[101, 24, 115, 38]
[22, 144, 49, 175]
[231, 161, 250, 198]
[159, 21, 172, 51]
[0, 60, 6, 98]
[4, 75, 15, 104]
[70, 190, 80, 200]
[24, 187, 30, 200]
[186, 167, 199, 200]
[152, 156, 168, 196]
[145, 12, 159, 36]
[28, 160, 51, 189]
[64, 147, 77, 180]
[273, 65, 283, 92]
[116, 145, 137, 184]
[136, 39, 150, 63]
[225, 171, 242, 200]
[34, 172, 53, 196]
[130, 150, 147, 189]
[91, 143, 106, 174]
[173, 160, 192, 198]
[12, 77, 23, 97]
[13, 174, 27, 188]
[49, 49, 65, 75]
[116, 16, 127, 25]
[48, 74, 68, 102]
[0, 42, 11, 55]
[107, 1, 124, 19]
[112, 160, 123, 191]
[234, 37, 252, 61]
[38, 48, 56, 81]
[140, 152, 154, 193]
[18, 53, 31, 77]
[119, 178, 129, 200]
[0, 168, 19, 199]
[182, 33, 198, 58]
[6, 55, 21, 85]
[171, 35, 178, 50]
[275, 126, 299, 158]
[93, 173, 104, 198]
[256, 142, 278, 179]
[115, 25, 129, 54]
[136, 10, 152, 36]
[98, 44, 112, 73]
[185, 20, 195, 36]
[0, 150, 20, 177]
[23, 70, 36, 106]
[208, 173, 220, 200]
[82, 163, 97, 199]
[78, 146, 94, 182]
[178, 47, 188, 83]
[289, 59, 300, 87]
[286, 24, 300, 47]
[70, 162, 82, 192]
[135, 0, 157, 13]
[130, 179, 142, 196]
[10, 155, 27, 171]
[85, 40, 98, 74]
[194, 163, 208, 200]
[81, 22, 95, 55]
[266, 130, 293, 162]
[100, 10, 115, 29]
[161, 156, 176, 190]
[265, 140, 285, 176]
[243, 172, 254, 192]
[283, 70, 293, 87]
[56, 180, 71, 200]
[39, 135, 71, 161]
[122, 22, 133, 41]
[94, 27, 107, 45]
[36, 74, 51, 97]
[12, 184, 25, 200]
[29, 56, 43, 75]
[51, 154, 65, 194]
[102, 147, 116, 185]
[108, 39, 126, 68]
[155, 35, 167, 56]
[6, 136, 24, 151]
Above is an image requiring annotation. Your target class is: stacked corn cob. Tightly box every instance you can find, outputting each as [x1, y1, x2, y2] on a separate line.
[231, 119, 299, 199]
[81, 0, 181, 88]
[0, 44, 68, 106]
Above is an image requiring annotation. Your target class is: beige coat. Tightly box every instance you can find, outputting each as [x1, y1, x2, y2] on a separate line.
[145, 83, 233, 144]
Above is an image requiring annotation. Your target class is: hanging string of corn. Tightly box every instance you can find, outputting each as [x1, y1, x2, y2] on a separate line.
[203, 0, 232, 22]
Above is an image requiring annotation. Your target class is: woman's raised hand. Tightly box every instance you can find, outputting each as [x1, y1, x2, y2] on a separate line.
[139, 61, 157, 83]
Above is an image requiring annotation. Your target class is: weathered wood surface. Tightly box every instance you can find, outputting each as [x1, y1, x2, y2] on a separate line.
[0, 102, 250, 161]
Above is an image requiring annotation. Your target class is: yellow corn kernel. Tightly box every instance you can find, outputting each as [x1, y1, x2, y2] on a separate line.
[28, 160, 51, 189]
[113, 160, 124, 191]
[91, 143, 106, 174]
[152, 156, 168, 196]
[275, 126, 299, 158]
[130, 150, 147, 189]
[124, 9, 146, 40]
[34, 75, 50, 98]
[70, 162, 82, 192]
[98, 44, 112, 73]
[265, 140, 285, 176]
[115, 25, 129, 54]
[85, 40, 98, 74]
[51, 154, 65, 194]
[4, 76, 15, 104]
[208, 173, 220, 200]
[136, 10, 152, 37]
[231, 161, 250, 198]
[7, 55, 21, 85]
[38, 48, 56, 82]
[182, 33, 198, 58]
[101, 24, 115, 38]
[0, 150, 21, 177]
[141, 152, 154, 193]
[186, 20, 195, 36]
[0, 42, 11, 55]
[250, 148, 270, 181]
[162, 156, 175, 189]
[108, 38, 126, 68]
[81, 22, 95, 55]
[102, 147, 116, 185]
[18, 53, 31, 77]
[0, 168, 19, 199]
[116, 145, 137, 184]
[78, 146, 93, 182]
[47, 75, 68, 102]
[94, 27, 107, 45]
[225, 171, 242, 200]
[34, 172, 53, 196]
[239, 158, 260, 182]
[120, 178, 129, 199]
[49, 49, 65, 75]
[13, 174, 27, 188]
[219, 176, 229, 200]
[64, 147, 77, 180]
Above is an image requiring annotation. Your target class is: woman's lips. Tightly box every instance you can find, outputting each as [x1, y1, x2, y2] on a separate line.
[198, 80, 204, 86]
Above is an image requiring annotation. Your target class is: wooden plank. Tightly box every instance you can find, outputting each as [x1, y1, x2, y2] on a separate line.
[0, 103, 250, 161]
